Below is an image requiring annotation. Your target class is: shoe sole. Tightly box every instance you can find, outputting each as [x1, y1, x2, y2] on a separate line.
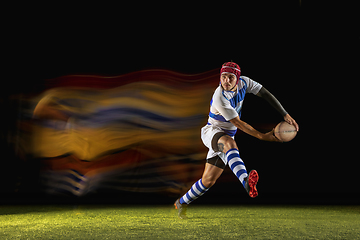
[248, 170, 259, 198]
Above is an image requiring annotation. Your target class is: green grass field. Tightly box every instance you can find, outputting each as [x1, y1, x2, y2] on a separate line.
[0, 204, 359, 239]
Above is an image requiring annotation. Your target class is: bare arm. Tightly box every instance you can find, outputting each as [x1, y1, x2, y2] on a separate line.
[229, 116, 280, 142]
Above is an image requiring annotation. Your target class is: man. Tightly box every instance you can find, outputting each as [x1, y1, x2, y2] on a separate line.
[174, 62, 299, 219]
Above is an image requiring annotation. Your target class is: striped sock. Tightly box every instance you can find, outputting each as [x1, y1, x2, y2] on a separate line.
[226, 148, 248, 187]
[179, 179, 209, 204]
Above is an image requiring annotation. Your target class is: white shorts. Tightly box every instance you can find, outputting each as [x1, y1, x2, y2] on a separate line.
[201, 124, 235, 165]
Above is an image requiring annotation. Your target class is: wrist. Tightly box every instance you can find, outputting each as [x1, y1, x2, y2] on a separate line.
[282, 111, 289, 117]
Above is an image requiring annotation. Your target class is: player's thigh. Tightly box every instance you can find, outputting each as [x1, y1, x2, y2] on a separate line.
[217, 134, 237, 153]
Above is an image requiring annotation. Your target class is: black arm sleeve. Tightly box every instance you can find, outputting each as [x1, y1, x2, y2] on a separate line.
[257, 87, 288, 117]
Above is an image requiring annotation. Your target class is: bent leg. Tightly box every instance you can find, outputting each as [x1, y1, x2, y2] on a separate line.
[218, 135, 249, 187]
[217, 135, 259, 197]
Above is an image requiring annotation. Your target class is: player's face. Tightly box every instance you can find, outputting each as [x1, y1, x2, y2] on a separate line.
[220, 73, 237, 91]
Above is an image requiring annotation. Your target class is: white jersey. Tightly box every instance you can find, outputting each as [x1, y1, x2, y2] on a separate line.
[207, 76, 262, 137]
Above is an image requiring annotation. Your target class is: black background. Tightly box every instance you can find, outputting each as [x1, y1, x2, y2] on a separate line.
[2, 1, 359, 205]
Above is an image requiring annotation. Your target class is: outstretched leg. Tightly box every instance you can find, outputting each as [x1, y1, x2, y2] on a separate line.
[174, 163, 224, 219]
[180, 162, 224, 204]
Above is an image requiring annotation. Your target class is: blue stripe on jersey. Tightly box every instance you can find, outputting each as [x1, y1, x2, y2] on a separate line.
[209, 111, 242, 122]
[209, 111, 229, 122]
[227, 82, 246, 109]
[229, 93, 243, 108]
[240, 77, 247, 90]
[209, 77, 248, 123]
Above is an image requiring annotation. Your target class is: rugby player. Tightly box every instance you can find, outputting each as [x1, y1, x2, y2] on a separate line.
[174, 62, 299, 219]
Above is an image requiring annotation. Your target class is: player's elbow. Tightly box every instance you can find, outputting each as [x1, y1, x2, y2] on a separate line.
[229, 116, 243, 130]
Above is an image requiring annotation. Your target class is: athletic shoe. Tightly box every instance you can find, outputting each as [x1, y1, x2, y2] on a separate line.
[244, 170, 259, 198]
[174, 198, 188, 219]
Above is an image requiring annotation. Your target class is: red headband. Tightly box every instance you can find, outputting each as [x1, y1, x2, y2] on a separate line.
[220, 62, 241, 83]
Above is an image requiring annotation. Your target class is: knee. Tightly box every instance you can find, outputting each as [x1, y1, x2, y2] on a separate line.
[224, 141, 237, 153]
[202, 177, 216, 188]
